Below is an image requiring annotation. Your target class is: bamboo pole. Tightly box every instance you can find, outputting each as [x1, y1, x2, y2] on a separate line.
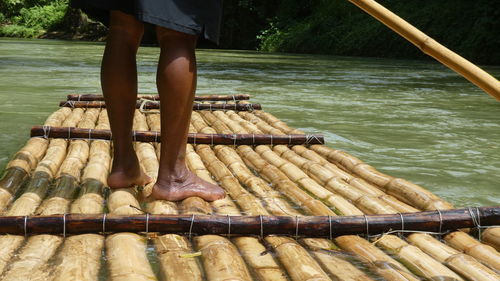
[60, 100, 262, 111]
[348, 0, 500, 100]
[52, 110, 109, 281]
[30, 125, 324, 145]
[1, 207, 498, 236]
[335, 235, 420, 280]
[0, 107, 71, 211]
[407, 233, 499, 280]
[375, 234, 464, 280]
[299, 238, 374, 281]
[142, 113, 204, 281]
[105, 110, 157, 281]
[444, 231, 500, 271]
[481, 227, 500, 252]
[67, 93, 251, 102]
[1, 108, 99, 281]
[309, 144, 454, 210]
[0, 108, 81, 276]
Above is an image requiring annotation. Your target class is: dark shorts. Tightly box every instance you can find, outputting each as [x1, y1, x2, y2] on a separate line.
[71, 0, 223, 44]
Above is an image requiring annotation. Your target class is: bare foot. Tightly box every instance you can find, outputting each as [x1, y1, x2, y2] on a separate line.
[107, 154, 152, 189]
[149, 171, 225, 202]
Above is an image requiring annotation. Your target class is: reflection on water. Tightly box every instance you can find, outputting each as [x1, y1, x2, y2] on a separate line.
[0, 38, 499, 206]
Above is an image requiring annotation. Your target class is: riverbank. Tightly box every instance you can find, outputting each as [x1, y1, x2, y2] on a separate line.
[1, 1, 499, 64]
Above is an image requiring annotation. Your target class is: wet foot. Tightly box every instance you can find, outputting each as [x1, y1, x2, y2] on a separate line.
[107, 155, 152, 189]
[149, 171, 225, 202]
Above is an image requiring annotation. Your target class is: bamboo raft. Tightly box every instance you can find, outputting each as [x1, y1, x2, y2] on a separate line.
[0, 94, 499, 281]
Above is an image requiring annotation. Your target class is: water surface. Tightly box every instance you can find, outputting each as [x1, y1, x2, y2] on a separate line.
[0, 38, 499, 207]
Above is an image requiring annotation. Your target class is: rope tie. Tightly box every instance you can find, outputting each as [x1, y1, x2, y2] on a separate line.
[188, 214, 195, 240]
[259, 215, 264, 238]
[468, 207, 482, 240]
[252, 134, 255, 145]
[62, 213, 67, 238]
[154, 131, 159, 143]
[211, 134, 214, 146]
[246, 104, 254, 112]
[145, 213, 150, 236]
[77, 95, 81, 102]
[88, 128, 92, 142]
[227, 215, 231, 237]
[67, 127, 71, 140]
[295, 216, 300, 240]
[232, 95, 237, 103]
[133, 131, 137, 142]
[209, 103, 213, 111]
[193, 134, 196, 146]
[364, 215, 370, 237]
[233, 134, 237, 146]
[398, 213, 405, 237]
[42, 125, 51, 139]
[436, 209, 444, 234]
[24, 216, 28, 237]
[102, 213, 107, 234]
[288, 134, 292, 146]
[305, 134, 321, 145]
[270, 135, 273, 146]
[328, 215, 333, 240]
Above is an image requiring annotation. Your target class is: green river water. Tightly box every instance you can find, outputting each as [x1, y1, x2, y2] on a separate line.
[0, 38, 499, 207]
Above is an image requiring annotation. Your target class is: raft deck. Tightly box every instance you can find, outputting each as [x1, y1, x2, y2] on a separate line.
[0, 94, 498, 281]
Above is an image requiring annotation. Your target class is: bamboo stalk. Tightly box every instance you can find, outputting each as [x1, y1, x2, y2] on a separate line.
[253, 110, 305, 134]
[30, 125, 324, 145]
[105, 110, 157, 281]
[335, 235, 420, 280]
[309, 144, 454, 210]
[67, 93, 251, 101]
[481, 227, 500, 252]
[60, 100, 262, 111]
[0, 108, 71, 211]
[444, 231, 500, 271]
[348, 0, 500, 100]
[407, 233, 499, 280]
[184, 135, 290, 281]
[300, 238, 374, 281]
[375, 234, 464, 280]
[52, 110, 109, 281]
[1, 108, 99, 281]
[266, 236, 332, 281]
[256, 145, 363, 215]
[292, 146, 419, 213]
[0, 207, 498, 236]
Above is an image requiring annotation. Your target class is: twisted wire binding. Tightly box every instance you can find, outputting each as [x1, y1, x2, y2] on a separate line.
[188, 214, 195, 240]
[437, 209, 444, 234]
[328, 215, 333, 240]
[364, 215, 370, 237]
[24, 216, 28, 237]
[259, 215, 264, 238]
[62, 213, 67, 238]
[102, 213, 107, 234]
[295, 215, 300, 240]
[305, 134, 322, 145]
[42, 125, 51, 139]
[468, 207, 482, 241]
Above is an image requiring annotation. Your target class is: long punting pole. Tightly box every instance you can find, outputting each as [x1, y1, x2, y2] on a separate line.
[30, 126, 325, 145]
[1, 207, 497, 236]
[349, 0, 500, 101]
[59, 100, 262, 111]
[67, 94, 251, 102]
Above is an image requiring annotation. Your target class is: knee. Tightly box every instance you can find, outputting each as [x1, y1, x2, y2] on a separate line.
[108, 11, 144, 46]
[155, 27, 197, 49]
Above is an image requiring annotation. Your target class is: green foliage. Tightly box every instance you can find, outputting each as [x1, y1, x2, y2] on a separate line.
[256, 0, 500, 64]
[0, 0, 68, 38]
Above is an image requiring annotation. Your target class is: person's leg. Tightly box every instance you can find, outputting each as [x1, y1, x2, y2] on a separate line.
[103, 10, 151, 188]
[150, 27, 225, 201]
